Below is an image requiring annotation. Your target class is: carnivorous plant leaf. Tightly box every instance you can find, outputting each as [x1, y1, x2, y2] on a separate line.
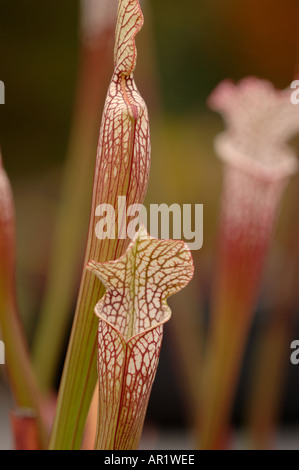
[199, 77, 299, 450]
[49, 0, 150, 449]
[87, 226, 194, 449]
[32, 0, 118, 392]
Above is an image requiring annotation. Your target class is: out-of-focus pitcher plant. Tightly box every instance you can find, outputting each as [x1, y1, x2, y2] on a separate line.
[198, 77, 299, 449]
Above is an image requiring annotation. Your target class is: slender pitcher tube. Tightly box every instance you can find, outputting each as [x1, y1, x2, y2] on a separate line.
[199, 78, 299, 449]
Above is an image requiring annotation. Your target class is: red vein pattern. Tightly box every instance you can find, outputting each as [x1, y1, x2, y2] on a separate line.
[87, 226, 194, 450]
[50, 0, 151, 449]
[93, 0, 149, 246]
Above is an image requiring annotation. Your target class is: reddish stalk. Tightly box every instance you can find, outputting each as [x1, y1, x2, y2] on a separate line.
[0, 156, 46, 448]
[10, 409, 41, 450]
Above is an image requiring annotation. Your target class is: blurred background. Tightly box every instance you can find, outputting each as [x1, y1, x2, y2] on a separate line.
[0, 0, 299, 449]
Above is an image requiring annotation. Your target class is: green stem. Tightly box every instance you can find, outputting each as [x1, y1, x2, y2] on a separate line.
[0, 161, 47, 448]
[32, 22, 115, 392]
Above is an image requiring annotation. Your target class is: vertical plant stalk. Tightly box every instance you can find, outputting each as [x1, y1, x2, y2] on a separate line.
[199, 78, 299, 449]
[168, 290, 203, 418]
[246, 183, 299, 449]
[87, 226, 194, 450]
[0, 157, 46, 448]
[10, 409, 41, 450]
[49, 0, 150, 449]
[246, 305, 293, 449]
[32, 0, 118, 393]
[81, 382, 98, 450]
